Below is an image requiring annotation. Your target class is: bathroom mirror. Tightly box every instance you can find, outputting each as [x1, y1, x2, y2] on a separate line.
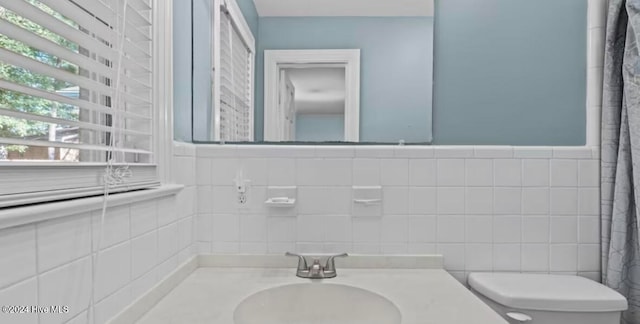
[192, 0, 434, 144]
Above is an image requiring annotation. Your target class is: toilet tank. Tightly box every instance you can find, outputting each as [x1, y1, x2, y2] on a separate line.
[468, 273, 628, 324]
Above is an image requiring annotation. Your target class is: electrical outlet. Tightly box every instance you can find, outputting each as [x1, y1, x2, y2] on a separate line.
[238, 192, 247, 204]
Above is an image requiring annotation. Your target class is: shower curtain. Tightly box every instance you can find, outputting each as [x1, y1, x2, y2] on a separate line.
[602, 0, 640, 323]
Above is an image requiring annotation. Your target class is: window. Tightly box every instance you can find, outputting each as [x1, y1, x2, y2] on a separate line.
[213, 0, 254, 141]
[0, 0, 167, 208]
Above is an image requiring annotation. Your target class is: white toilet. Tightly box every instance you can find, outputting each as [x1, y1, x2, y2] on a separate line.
[468, 273, 628, 324]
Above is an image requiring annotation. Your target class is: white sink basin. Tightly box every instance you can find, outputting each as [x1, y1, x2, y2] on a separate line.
[234, 283, 402, 324]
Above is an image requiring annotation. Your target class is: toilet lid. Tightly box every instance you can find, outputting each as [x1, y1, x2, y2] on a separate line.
[468, 273, 628, 312]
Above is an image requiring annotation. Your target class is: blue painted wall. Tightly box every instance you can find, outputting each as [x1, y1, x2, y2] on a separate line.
[173, 0, 192, 142]
[257, 17, 434, 143]
[432, 0, 587, 145]
[296, 114, 345, 141]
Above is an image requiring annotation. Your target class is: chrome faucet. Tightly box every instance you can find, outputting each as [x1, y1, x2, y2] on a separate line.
[285, 252, 348, 279]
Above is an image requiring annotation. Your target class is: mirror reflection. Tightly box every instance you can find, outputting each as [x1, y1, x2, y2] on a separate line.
[192, 0, 434, 144]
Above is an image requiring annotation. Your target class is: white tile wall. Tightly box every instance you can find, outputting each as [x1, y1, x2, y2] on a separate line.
[0, 142, 197, 324]
[196, 145, 601, 281]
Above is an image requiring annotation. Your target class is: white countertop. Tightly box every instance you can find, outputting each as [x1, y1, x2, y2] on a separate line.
[136, 255, 507, 324]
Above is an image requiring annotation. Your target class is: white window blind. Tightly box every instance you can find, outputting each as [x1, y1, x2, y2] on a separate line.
[216, 2, 253, 142]
[0, 0, 158, 207]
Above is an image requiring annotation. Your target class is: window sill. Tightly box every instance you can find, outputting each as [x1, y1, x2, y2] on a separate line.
[0, 184, 184, 230]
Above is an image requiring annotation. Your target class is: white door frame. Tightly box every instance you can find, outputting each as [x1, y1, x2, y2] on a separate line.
[264, 49, 360, 142]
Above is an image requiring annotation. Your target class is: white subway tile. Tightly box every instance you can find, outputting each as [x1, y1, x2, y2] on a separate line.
[550, 160, 578, 187]
[324, 216, 352, 242]
[268, 217, 296, 242]
[578, 244, 600, 272]
[381, 159, 409, 185]
[407, 243, 437, 254]
[465, 244, 493, 271]
[437, 187, 465, 214]
[550, 244, 578, 272]
[211, 186, 237, 214]
[173, 156, 196, 186]
[195, 214, 213, 242]
[131, 230, 158, 279]
[522, 159, 550, 187]
[550, 188, 579, 215]
[92, 206, 130, 250]
[240, 242, 268, 254]
[433, 147, 474, 158]
[578, 216, 600, 244]
[196, 145, 237, 158]
[156, 255, 179, 280]
[158, 223, 179, 261]
[298, 187, 351, 215]
[297, 216, 326, 242]
[494, 216, 522, 243]
[408, 187, 436, 215]
[394, 146, 435, 158]
[94, 241, 131, 301]
[38, 258, 91, 323]
[522, 188, 550, 214]
[437, 215, 465, 243]
[195, 157, 213, 185]
[465, 187, 493, 215]
[297, 159, 352, 186]
[383, 187, 409, 215]
[550, 217, 578, 243]
[37, 214, 91, 273]
[408, 159, 436, 186]
[0, 278, 37, 324]
[513, 147, 552, 159]
[465, 216, 493, 243]
[381, 216, 408, 243]
[94, 285, 132, 324]
[352, 159, 381, 185]
[197, 186, 213, 214]
[211, 158, 239, 186]
[493, 244, 521, 271]
[521, 244, 549, 272]
[437, 159, 465, 186]
[178, 217, 193, 250]
[0, 225, 36, 289]
[157, 195, 178, 227]
[522, 216, 550, 243]
[240, 158, 268, 185]
[494, 159, 522, 186]
[579, 188, 600, 216]
[130, 200, 158, 237]
[212, 242, 239, 254]
[473, 146, 513, 158]
[380, 243, 408, 255]
[352, 243, 381, 254]
[354, 146, 394, 158]
[494, 187, 522, 215]
[212, 214, 240, 242]
[352, 218, 381, 243]
[579, 160, 599, 187]
[239, 214, 267, 243]
[267, 158, 296, 185]
[407, 216, 437, 243]
[465, 159, 493, 186]
[315, 146, 355, 158]
[552, 147, 593, 159]
[268, 242, 296, 254]
[436, 243, 465, 271]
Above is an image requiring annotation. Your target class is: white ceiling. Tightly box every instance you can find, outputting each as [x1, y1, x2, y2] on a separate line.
[284, 67, 345, 115]
[253, 0, 434, 17]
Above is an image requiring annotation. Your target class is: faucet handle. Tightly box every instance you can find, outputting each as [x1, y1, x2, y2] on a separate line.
[285, 252, 308, 271]
[324, 253, 348, 272]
